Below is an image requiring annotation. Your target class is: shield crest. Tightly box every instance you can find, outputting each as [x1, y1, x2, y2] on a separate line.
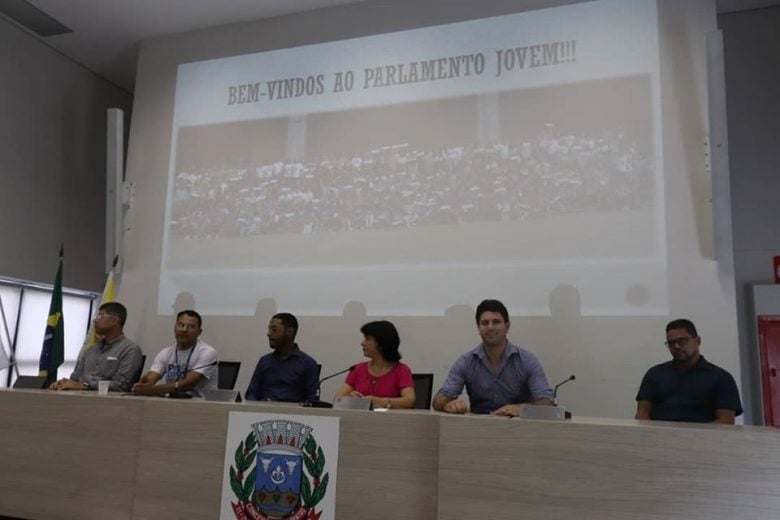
[254, 446, 302, 517]
[249, 420, 313, 519]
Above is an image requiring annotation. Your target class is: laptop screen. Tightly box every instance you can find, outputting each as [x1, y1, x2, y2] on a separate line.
[201, 388, 241, 403]
[332, 396, 372, 411]
[13, 375, 47, 389]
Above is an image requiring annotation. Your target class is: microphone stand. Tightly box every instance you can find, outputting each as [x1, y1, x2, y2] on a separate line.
[303, 365, 355, 408]
[553, 374, 576, 402]
[553, 375, 575, 419]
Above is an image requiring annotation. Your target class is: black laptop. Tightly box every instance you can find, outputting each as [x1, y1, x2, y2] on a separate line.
[13, 375, 48, 389]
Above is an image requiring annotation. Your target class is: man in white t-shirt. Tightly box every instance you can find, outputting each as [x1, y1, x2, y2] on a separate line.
[132, 310, 218, 398]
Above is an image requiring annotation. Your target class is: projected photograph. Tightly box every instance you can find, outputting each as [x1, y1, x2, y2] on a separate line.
[158, 0, 666, 316]
[167, 74, 655, 269]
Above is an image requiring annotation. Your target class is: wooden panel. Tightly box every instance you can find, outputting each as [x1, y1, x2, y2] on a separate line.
[0, 389, 144, 520]
[131, 398, 232, 520]
[438, 415, 780, 520]
[131, 401, 438, 520]
[4, 390, 778, 520]
[331, 408, 438, 520]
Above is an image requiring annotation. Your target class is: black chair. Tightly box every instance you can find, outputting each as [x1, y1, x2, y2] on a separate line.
[131, 355, 146, 385]
[217, 361, 241, 390]
[412, 373, 434, 410]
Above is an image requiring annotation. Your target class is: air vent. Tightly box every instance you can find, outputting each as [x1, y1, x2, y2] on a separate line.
[0, 0, 72, 36]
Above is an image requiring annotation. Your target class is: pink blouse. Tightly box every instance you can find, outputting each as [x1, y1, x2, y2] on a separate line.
[345, 362, 414, 398]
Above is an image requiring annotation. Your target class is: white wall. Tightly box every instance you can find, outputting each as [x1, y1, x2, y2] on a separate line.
[719, 6, 780, 423]
[0, 17, 132, 291]
[118, 0, 742, 419]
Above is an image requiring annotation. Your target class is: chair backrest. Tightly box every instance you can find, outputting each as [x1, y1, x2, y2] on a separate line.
[131, 355, 146, 385]
[217, 361, 241, 390]
[412, 373, 434, 410]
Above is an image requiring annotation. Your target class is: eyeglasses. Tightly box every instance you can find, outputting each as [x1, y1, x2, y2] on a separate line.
[95, 311, 118, 320]
[176, 322, 199, 331]
[664, 336, 696, 348]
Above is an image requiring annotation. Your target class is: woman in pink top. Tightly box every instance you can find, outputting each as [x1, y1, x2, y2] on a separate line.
[334, 320, 416, 409]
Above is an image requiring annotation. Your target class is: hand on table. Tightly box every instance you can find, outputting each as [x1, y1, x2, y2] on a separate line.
[443, 398, 469, 414]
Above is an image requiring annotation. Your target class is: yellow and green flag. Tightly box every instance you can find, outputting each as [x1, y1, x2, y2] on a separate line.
[82, 255, 118, 351]
[39, 248, 64, 383]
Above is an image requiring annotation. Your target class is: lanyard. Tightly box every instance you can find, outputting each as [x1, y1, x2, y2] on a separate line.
[173, 344, 196, 381]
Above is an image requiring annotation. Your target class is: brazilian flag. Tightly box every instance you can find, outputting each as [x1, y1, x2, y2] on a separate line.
[39, 249, 64, 384]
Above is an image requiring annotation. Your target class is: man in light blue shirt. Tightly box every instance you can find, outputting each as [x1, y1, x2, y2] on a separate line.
[433, 299, 553, 416]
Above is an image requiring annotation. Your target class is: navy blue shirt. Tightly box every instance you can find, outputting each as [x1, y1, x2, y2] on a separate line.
[245, 345, 318, 403]
[636, 356, 742, 422]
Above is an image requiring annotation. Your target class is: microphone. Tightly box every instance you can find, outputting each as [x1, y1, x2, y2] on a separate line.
[303, 365, 355, 408]
[553, 374, 575, 401]
[318, 365, 355, 389]
[188, 360, 218, 372]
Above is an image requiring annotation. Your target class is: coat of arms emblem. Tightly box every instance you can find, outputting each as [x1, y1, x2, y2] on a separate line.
[229, 419, 330, 520]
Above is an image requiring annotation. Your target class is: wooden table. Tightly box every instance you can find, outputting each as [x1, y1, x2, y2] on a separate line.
[1, 389, 778, 520]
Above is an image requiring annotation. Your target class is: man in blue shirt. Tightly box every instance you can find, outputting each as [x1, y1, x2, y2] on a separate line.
[433, 299, 554, 416]
[635, 318, 742, 424]
[245, 313, 319, 403]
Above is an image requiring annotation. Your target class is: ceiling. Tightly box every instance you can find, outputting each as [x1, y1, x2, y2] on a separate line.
[4, 0, 365, 92]
[2, 0, 778, 94]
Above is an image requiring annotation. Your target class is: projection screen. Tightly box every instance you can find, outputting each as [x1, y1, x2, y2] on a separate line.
[159, 0, 665, 317]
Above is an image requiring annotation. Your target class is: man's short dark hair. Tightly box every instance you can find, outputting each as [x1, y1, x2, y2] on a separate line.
[475, 299, 509, 325]
[272, 312, 299, 337]
[177, 309, 202, 328]
[666, 318, 698, 337]
[99, 302, 127, 326]
[360, 320, 401, 362]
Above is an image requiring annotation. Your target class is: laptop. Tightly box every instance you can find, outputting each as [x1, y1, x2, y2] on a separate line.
[332, 396, 372, 410]
[201, 388, 241, 403]
[13, 375, 48, 389]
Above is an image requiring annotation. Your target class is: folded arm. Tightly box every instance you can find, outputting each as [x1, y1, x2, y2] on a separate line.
[132, 370, 204, 396]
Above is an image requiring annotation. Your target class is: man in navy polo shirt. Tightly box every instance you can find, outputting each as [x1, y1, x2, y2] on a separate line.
[635, 318, 742, 424]
[245, 312, 319, 403]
